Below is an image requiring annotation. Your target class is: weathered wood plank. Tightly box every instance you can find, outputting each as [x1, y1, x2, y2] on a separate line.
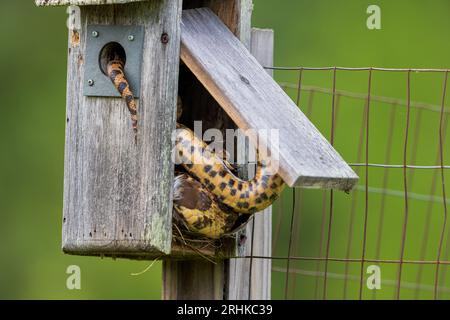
[162, 260, 224, 300]
[227, 28, 273, 300]
[183, 0, 253, 48]
[181, 8, 359, 190]
[63, 1, 181, 257]
[36, 0, 146, 6]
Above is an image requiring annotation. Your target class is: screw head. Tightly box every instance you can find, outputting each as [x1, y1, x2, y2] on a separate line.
[128, 35, 135, 41]
[161, 33, 169, 44]
[88, 79, 95, 86]
[92, 31, 99, 38]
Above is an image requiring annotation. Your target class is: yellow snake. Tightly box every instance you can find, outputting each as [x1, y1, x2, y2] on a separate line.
[107, 58, 286, 239]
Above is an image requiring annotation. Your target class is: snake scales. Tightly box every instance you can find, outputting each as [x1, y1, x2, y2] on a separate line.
[107, 58, 286, 239]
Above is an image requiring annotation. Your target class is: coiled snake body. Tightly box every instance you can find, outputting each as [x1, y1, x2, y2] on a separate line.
[108, 59, 286, 239]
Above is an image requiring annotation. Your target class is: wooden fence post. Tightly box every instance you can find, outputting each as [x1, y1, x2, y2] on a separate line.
[162, 26, 274, 301]
[162, 0, 255, 300]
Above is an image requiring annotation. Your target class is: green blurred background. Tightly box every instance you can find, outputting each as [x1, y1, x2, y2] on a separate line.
[0, 0, 449, 299]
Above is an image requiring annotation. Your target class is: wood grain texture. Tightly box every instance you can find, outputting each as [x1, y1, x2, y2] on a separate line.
[63, 1, 181, 257]
[181, 8, 359, 190]
[162, 260, 224, 300]
[183, 0, 253, 48]
[227, 28, 273, 300]
[36, 0, 146, 6]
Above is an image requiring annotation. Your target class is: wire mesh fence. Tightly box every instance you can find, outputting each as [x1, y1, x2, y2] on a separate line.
[243, 66, 449, 300]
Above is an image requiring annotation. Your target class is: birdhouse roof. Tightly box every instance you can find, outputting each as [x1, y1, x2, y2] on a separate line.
[36, 0, 146, 6]
[181, 8, 358, 190]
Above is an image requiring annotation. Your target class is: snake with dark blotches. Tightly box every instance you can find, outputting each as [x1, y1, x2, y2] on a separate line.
[107, 58, 286, 239]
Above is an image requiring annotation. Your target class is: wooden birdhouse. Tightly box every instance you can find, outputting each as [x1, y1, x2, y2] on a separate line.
[36, 0, 358, 267]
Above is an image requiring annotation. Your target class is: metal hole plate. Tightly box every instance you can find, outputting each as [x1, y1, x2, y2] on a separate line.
[83, 25, 144, 97]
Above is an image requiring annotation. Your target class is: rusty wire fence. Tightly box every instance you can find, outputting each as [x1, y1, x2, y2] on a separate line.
[244, 66, 449, 300]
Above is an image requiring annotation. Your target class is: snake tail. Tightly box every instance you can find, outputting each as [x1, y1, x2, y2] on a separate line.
[107, 59, 138, 135]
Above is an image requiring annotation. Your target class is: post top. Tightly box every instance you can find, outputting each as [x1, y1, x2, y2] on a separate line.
[36, 0, 147, 6]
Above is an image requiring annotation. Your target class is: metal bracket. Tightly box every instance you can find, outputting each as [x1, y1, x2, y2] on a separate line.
[83, 25, 144, 97]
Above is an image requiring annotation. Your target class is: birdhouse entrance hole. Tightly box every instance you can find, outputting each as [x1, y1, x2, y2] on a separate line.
[99, 42, 127, 76]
